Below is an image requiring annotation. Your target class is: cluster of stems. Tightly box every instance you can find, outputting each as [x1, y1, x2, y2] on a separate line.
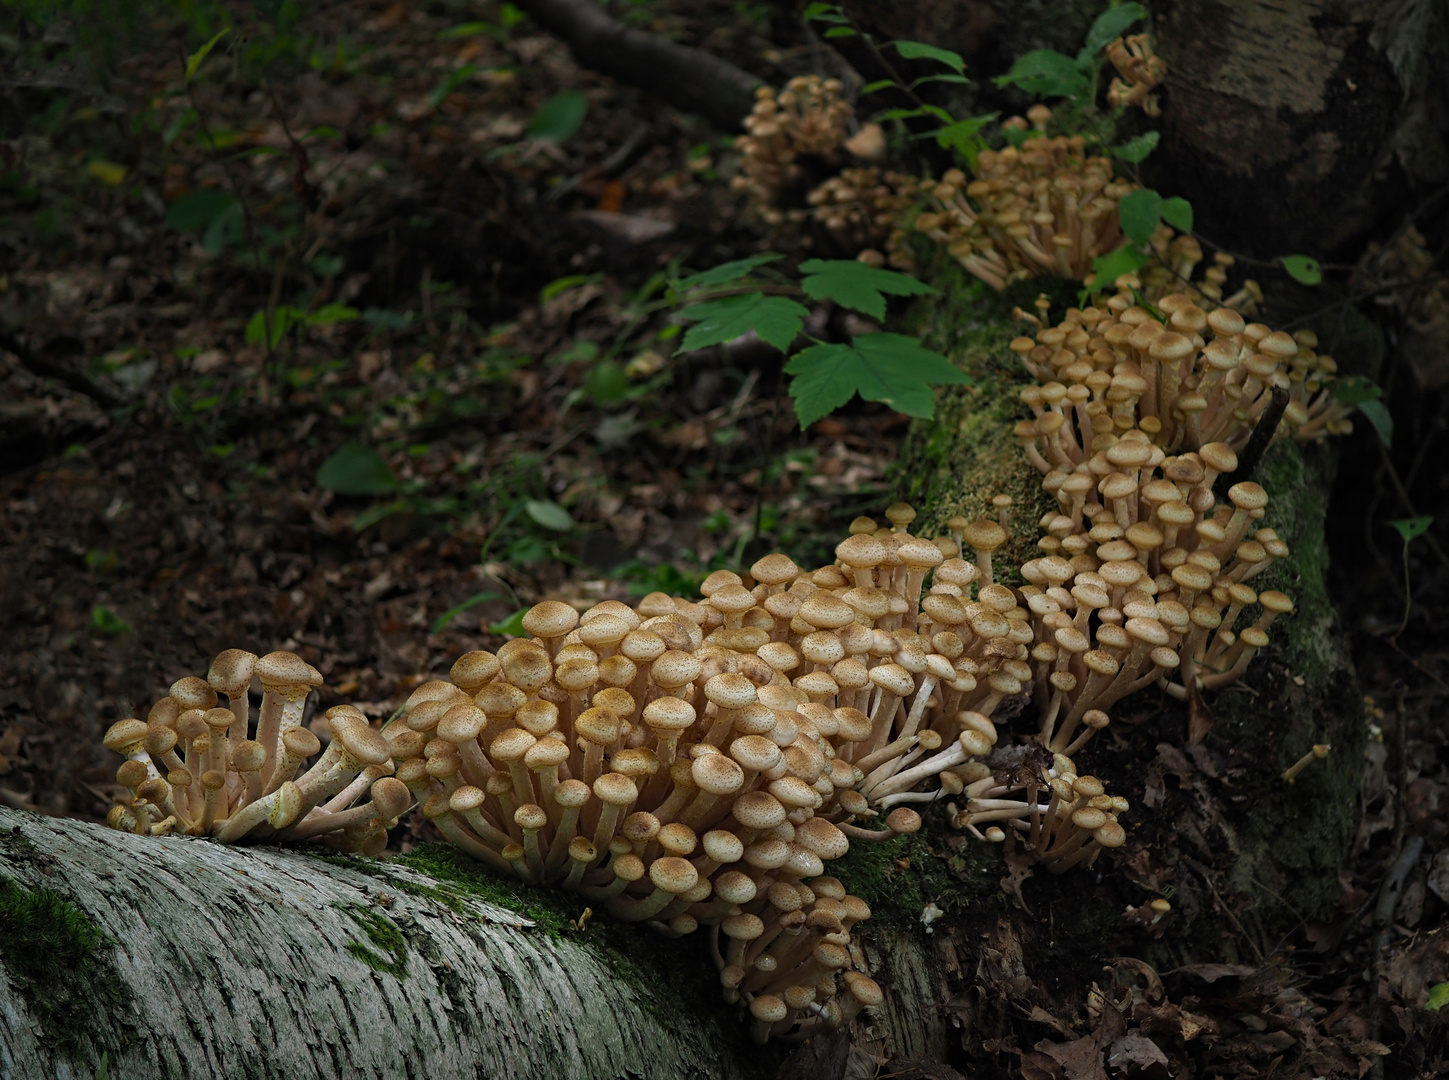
[103, 650, 409, 853]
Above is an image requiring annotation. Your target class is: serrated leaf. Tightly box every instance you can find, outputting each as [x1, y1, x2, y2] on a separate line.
[185, 27, 230, 82]
[928, 112, 998, 167]
[1358, 398, 1393, 447]
[799, 259, 936, 320]
[894, 40, 965, 73]
[1282, 254, 1322, 285]
[1390, 516, 1434, 544]
[1078, 2, 1147, 61]
[1111, 130, 1160, 163]
[678, 293, 808, 353]
[1087, 242, 1152, 290]
[673, 254, 782, 290]
[524, 499, 574, 531]
[1118, 188, 1163, 246]
[994, 49, 1090, 101]
[528, 90, 588, 141]
[1160, 196, 1194, 233]
[316, 442, 399, 495]
[784, 332, 969, 428]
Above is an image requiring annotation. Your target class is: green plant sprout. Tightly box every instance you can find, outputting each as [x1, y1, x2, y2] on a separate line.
[1389, 516, 1434, 638]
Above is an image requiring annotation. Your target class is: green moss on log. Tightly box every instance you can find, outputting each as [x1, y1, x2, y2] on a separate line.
[0, 876, 130, 1055]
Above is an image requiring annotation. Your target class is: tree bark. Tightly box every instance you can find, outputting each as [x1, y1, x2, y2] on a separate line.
[0, 807, 772, 1080]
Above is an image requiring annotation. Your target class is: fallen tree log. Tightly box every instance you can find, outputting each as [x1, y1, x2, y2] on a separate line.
[0, 806, 775, 1080]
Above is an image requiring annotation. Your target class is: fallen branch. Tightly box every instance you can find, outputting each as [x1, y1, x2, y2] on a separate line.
[0, 329, 123, 409]
[516, 0, 764, 131]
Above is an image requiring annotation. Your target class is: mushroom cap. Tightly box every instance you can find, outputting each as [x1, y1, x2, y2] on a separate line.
[501, 647, 553, 692]
[592, 772, 638, 807]
[490, 727, 537, 762]
[567, 836, 598, 863]
[887, 807, 922, 834]
[799, 593, 855, 630]
[961, 518, 1007, 551]
[657, 822, 697, 856]
[553, 779, 591, 809]
[702, 829, 745, 864]
[516, 699, 560, 738]
[1259, 589, 1294, 613]
[521, 601, 579, 640]
[729, 735, 782, 773]
[523, 737, 571, 770]
[732, 790, 787, 831]
[437, 704, 487, 744]
[749, 995, 789, 1024]
[230, 740, 266, 772]
[843, 971, 884, 1006]
[578, 613, 631, 649]
[449, 650, 501, 691]
[835, 533, 886, 568]
[404, 679, 466, 712]
[621, 811, 662, 844]
[722, 913, 765, 940]
[474, 681, 526, 718]
[705, 673, 757, 710]
[648, 856, 699, 895]
[207, 650, 257, 694]
[714, 871, 758, 905]
[692, 754, 745, 796]
[255, 652, 323, 691]
[575, 706, 622, 746]
[331, 718, 391, 767]
[170, 677, 219, 711]
[371, 777, 413, 820]
[1228, 481, 1269, 510]
[281, 726, 322, 759]
[751, 552, 800, 586]
[514, 802, 549, 831]
[642, 696, 695, 733]
[651, 651, 702, 688]
[795, 816, 849, 860]
[103, 719, 150, 755]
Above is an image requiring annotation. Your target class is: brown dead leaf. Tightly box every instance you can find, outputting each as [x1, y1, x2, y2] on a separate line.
[1173, 963, 1257, 983]
[1106, 1033, 1170, 1076]
[1035, 1035, 1107, 1080]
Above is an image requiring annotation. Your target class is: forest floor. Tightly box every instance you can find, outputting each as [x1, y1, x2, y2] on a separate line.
[1, 2, 1447, 1078]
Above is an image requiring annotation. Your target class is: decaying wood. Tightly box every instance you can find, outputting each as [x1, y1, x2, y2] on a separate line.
[0, 807, 762, 1080]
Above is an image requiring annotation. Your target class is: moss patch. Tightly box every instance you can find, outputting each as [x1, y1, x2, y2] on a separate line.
[0, 876, 130, 1056]
[338, 903, 409, 979]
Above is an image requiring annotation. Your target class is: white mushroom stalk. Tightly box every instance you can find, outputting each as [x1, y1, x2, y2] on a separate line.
[103, 650, 403, 853]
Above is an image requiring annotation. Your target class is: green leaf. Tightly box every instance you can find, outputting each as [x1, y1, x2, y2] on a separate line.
[1331, 375, 1383, 405]
[527, 90, 588, 141]
[1160, 196, 1194, 234]
[1391, 516, 1434, 544]
[784, 332, 970, 428]
[1427, 982, 1449, 1011]
[316, 442, 399, 495]
[673, 254, 781, 290]
[802, 3, 848, 22]
[524, 499, 574, 531]
[1358, 399, 1394, 447]
[1118, 188, 1163, 246]
[351, 498, 412, 532]
[860, 79, 896, 94]
[89, 605, 131, 637]
[245, 306, 303, 349]
[1111, 130, 1160, 163]
[911, 73, 973, 88]
[165, 189, 239, 232]
[893, 40, 965, 73]
[431, 591, 503, 633]
[1078, 3, 1147, 61]
[678, 293, 809, 354]
[928, 112, 998, 167]
[540, 274, 596, 303]
[185, 28, 230, 82]
[823, 27, 856, 39]
[306, 303, 359, 326]
[798, 259, 937, 321]
[488, 608, 529, 636]
[1087, 242, 1152, 290]
[994, 49, 1090, 101]
[1282, 255, 1322, 285]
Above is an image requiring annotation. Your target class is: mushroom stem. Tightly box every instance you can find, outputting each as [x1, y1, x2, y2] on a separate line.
[1281, 743, 1329, 783]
